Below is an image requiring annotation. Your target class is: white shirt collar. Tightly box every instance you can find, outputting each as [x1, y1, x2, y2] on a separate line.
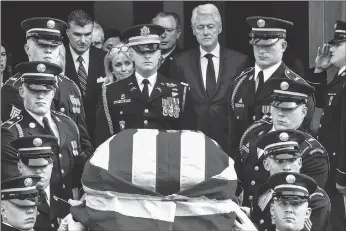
[338, 65, 346, 75]
[135, 72, 157, 87]
[200, 42, 220, 59]
[26, 109, 52, 127]
[254, 61, 282, 83]
[69, 45, 90, 66]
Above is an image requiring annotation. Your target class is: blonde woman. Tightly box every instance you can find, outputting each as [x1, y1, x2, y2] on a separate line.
[103, 42, 134, 86]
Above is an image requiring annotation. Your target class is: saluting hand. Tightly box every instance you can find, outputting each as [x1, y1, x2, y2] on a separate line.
[233, 205, 258, 231]
[314, 44, 332, 73]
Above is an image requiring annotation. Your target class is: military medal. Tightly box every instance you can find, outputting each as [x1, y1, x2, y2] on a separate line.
[168, 97, 174, 117]
[162, 98, 168, 116]
[173, 98, 180, 118]
[71, 141, 79, 156]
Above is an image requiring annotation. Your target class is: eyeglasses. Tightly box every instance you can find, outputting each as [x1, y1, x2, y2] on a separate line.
[109, 45, 130, 55]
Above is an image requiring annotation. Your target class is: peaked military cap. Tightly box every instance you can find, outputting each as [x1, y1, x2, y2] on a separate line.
[11, 135, 58, 167]
[21, 17, 67, 46]
[266, 71, 315, 109]
[16, 61, 61, 91]
[267, 172, 317, 201]
[246, 16, 293, 45]
[1, 175, 41, 206]
[123, 24, 165, 47]
[258, 129, 306, 159]
[328, 20, 346, 45]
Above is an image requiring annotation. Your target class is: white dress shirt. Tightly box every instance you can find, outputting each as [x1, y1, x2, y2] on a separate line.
[44, 186, 50, 206]
[26, 110, 60, 144]
[254, 61, 282, 91]
[135, 72, 158, 97]
[338, 65, 346, 75]
[69, 45, 90, 75]
[200, 43, 220, 89]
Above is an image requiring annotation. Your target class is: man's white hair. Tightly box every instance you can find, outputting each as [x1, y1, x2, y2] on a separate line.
[191, 3, 222, 26]
[92, 21, 105, 41]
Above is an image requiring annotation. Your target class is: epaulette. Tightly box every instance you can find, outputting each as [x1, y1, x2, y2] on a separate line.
[3, 72, 22, 86]
[234, 67, 254, 82]
[180, 82, 189, 87]
[258, 115, 273, 124]
[284, 68, 308, 84]
[59, 74, 83, 97]
[1, 115, 23, 129]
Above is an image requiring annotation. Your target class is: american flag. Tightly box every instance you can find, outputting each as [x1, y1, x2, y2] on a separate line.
[71, 129, 239, 231]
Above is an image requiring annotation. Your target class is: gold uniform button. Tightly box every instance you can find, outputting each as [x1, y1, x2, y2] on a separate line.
[144, 109, 149, 113]
[236, 116, 240, 119]
[253, 116, 256, 120]
[61, 169, 64, 174]
[321, 112, 324, 116]
[59, 154, 62, 158]
[260, 219, 264, 224]
[333, 152, 336, 156]
[62, 184, 65, 189]
[144, 120, 148, 125]
[254, 166, 259, 171]
[60, 107, 65, 113]
[120, 111, 123, 115]
[249, 195, 253, 200]
[37, 211, 40, 215]
[319, 124, 322, 128]
[251, 181, 255, 185]
[316, 136, 319, 139]
[51, 224, 55, 228]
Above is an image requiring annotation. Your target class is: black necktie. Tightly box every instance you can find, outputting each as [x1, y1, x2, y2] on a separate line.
[205, 53, 216, 99]
[77, 56, 87, 97]
[257, 70, 264, 93]
[43, 117, 55, 136]
[38, 189, 49, 209]
[142, 79, 150, 101]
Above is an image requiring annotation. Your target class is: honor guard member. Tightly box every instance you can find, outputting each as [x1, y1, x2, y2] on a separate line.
[1, 17, 93, 154]
[265, 172, 318, 231]
[249, 130, 330, 231]
[94, 24, 196, 146]
[305, 20, 346, 231]
[228, 16, 315, 163]
[238, 76, 328, 208]
[1, 62, 91, 200]
[13, 135, 73, 231]
[1, 175, 41, 231]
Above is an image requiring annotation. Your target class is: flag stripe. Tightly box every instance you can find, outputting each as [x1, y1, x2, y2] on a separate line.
[71, 205, 172, 231]
[180, 131, 206, 191]
[109, 129, 136, 182]
[205, 137, 230, 179]
[156, 131, 181, 195]
[132, 129, 159, 191]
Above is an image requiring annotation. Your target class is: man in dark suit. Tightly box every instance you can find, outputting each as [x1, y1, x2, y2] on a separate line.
[94, 24, 196, 147]
[65, 10, 106, 145]
[170, 3, 250, 152]
[1, 175, 41, 231]
[152, 12, 183, 77]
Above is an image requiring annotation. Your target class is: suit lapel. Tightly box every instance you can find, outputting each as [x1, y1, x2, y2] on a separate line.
[65, 47, 78, 84]
[149, 74, 165, 102]
[190, 49, 208, 100]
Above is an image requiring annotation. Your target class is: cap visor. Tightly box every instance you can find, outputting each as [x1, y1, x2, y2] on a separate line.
[270, 153, 300, 160]
[271, 101, 300, 109]
[328, 38, 346, 45]
[26, 158, 51, 167]
[26, 84, 54, 91]
[10, 198, 37, 206]
[250, 38, 279, 46]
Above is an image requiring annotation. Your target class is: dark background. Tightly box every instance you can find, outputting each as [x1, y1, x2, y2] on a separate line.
[1, 1, 308, 68]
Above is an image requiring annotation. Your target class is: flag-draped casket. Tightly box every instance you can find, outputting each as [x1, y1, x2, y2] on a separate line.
[71, 129, 239, 230]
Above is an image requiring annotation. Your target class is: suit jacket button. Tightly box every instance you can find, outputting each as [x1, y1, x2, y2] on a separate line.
[144, 120, 148, 125]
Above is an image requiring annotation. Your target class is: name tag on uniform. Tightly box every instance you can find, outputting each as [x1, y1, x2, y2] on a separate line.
[114, 99, 131, 104]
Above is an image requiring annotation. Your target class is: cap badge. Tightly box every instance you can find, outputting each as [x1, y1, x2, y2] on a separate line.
[286, 174, 296, 184]
[37, 64, 46, 73]
[280, 81, 289, 91]
[33, 138, 43, 147]
[24, 178, 33, 187]
[279, 132, 289, 141]
[140, 26, 150, 37]
[47, 20, 55, 29]
[257, 19, 265, 28]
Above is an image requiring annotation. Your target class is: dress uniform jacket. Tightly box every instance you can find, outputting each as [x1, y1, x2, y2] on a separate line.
[251, 183, 330, 231]
[1, 110, 91, 192]
[158, 46, 182, 78]
[34, 188, 70, 231]
[1, 223, 26, 231]
[94, 73, 197, 147]
[238, 118, 329, 207]
[1, 73, 93, 153]
[228, 63, 315, 162]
